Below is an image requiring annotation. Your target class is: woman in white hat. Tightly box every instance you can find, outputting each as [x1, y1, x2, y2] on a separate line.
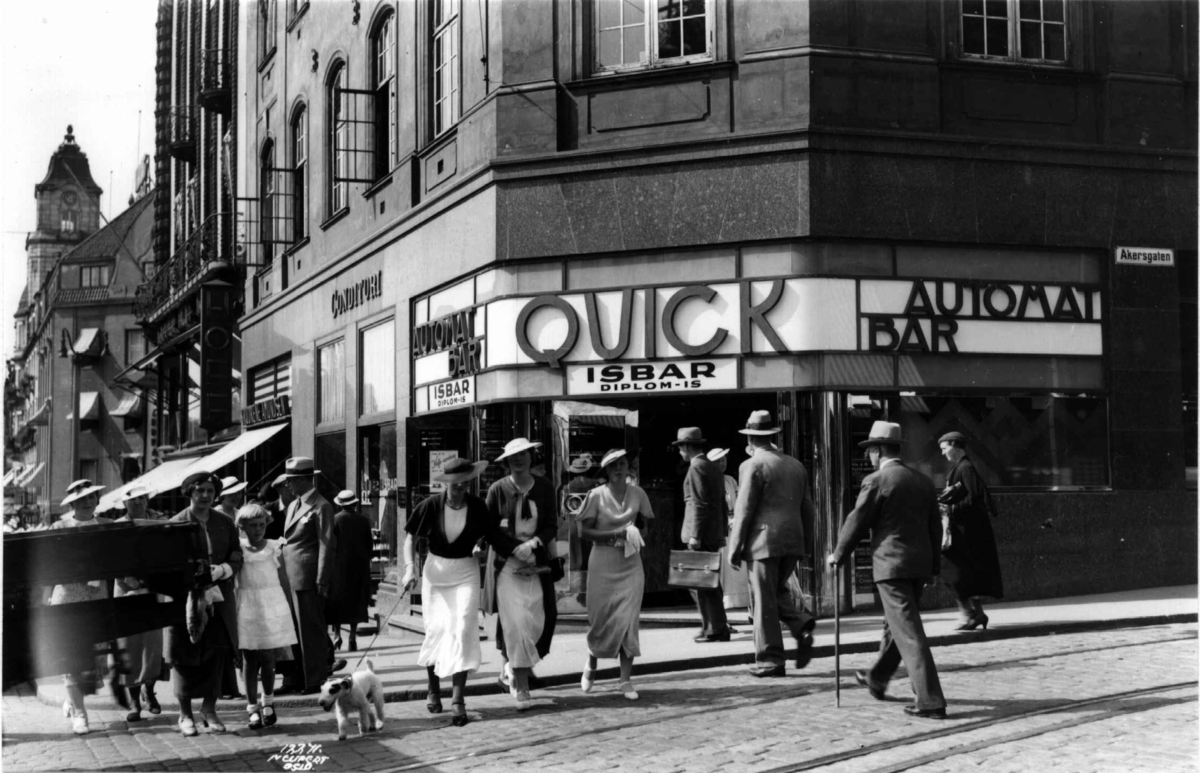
[47, 480, 113, 735]
[576, 448, 655, 700]
[401, 458, 518, 726]
[484, 438, 560, 710]
[217, 477, 248, 520]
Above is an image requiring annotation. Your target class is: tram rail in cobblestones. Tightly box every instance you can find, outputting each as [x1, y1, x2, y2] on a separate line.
[382, 633, 1198, 772]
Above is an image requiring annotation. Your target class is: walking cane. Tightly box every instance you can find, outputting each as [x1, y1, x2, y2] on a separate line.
[834, 560, 841, 708]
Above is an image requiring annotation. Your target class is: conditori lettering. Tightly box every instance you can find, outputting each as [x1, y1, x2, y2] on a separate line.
[331, 271, 384, 318]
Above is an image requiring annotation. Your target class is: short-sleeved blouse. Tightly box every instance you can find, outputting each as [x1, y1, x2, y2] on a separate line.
[406, 492, 495, 559]
[577, 483, 654, 529]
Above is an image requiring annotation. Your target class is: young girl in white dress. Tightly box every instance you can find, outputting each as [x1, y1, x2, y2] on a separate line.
[234, 504, 297, 730]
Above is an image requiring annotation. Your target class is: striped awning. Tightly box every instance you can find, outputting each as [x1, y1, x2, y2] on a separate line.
[16, 462, 44, 488]
[72, 328, 104, 357]
[110, 392, 144, 418]
[66, 392, 101, 421]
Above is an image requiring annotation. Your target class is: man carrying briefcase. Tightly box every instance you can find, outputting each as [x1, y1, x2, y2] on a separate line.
[675, 427, 732, 643]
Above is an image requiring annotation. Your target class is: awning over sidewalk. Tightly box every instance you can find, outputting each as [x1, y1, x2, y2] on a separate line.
[96, 457, 197, 510]
[66, 392, 101, 421]
[182, 423, 288, 480]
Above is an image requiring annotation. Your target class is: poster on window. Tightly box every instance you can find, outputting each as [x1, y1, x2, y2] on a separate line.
[428, 449, 458, 493]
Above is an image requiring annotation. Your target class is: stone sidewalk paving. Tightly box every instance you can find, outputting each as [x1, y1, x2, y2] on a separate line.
[4, 622, 1196, 773]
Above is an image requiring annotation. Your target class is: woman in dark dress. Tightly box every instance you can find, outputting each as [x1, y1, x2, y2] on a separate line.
[485, 438, 559, 711]
[938, 432, 1003, 630]
[327, 490, 374, 652]
[166, 472, 243, 736]
[401, 458, 517, 727]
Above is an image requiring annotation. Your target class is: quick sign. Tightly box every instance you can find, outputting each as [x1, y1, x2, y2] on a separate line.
[429, 376, 476, 410]
[1115, 247, 1174, 267]
[567, 359, 736, 395]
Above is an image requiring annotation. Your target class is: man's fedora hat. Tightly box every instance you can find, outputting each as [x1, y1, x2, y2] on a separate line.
[738, 410, 782, 435]
[181, 471, 223, 496]
[121, 484, 155, 502]
[858, 421, 904, 448]
[567, 454, 595, 474]
[600, 448, 628, 470]
[433, 457, 489, 484]
[272, 473, 288, 488]
[284, 457, 321, 477]
[333, 490, 360, 507]
[938, 431, 969, 446]
[671, 427, 706, 446]
[495, 437, 543, 463]
[220, 477, 248, 497]
[706, 447, 730, 463]
[62, 479, 106, 507]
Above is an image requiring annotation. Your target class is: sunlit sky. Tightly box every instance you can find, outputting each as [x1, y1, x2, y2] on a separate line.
[0, 1, 157, 357]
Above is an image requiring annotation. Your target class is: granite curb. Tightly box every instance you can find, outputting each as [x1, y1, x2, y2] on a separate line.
[28, 611, 1196, 711]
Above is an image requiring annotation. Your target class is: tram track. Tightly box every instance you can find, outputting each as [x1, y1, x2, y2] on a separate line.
[387, 632, 1198, 772]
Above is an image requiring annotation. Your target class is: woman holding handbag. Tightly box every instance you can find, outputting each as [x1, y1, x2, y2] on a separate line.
[576, 449, 654, 700]
[485, 437, 561, 711]
[938, 432, 1004, 630]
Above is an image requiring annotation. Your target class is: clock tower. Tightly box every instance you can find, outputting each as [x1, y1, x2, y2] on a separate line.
[24, 126, 103, 298]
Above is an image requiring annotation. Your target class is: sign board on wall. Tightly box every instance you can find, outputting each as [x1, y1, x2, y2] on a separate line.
[566, 359, 737, 396]
[1114, 247, 1174, 267]
[430, 376, 476, 410]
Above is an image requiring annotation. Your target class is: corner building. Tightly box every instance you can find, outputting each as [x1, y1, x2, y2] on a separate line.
[240, 0, 1197, 617]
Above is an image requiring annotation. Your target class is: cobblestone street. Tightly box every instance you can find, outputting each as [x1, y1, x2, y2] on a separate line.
[3, 623, 1195, 773]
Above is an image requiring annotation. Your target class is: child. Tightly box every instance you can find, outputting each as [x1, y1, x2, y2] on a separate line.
[234, 504, 298, 729]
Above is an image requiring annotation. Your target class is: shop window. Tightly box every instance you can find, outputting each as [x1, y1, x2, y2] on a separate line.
[359, 321, 395, 416]
[315, 432, 348, 501]
[249, 355, 292, 404]
[961, 0, 1067, 63]
[432, 0, 460, 137]
[593, 0, 713, 74]
[317, 339, 345, 425]
[359, 422, 397, 522]
[894, 394, 1110, 489]
[124, 329, 145, 366]
[373, 10, 398, 176]
[81, 265, 110, 287]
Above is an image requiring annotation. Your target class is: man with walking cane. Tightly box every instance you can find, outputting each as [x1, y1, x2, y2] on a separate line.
[827, 421, 947, 718]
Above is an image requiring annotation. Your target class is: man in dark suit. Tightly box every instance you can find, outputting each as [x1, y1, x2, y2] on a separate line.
[676, 427, 731, 643]
[279, 457, 346, 693]
[828, 421, 947, 719]
[728, 411, 817, 677]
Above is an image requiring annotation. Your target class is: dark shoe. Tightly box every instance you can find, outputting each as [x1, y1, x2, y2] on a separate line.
[426, 692, 443, 714]
[904, 704, 947, 719]
[329, 659, 348, 675]
[694, 631, 731, 643]
[748, 664, 786, 678]
[261, 705, 277, 727]
[794, 631, 814, 669]
[855, 670, 886, 701]
[332, 635, 343, 651]
[450, 701, 469, 726]
[143, 687, 161, 715]
[348, 638, 358, 652]
[126, 709, 143, 722]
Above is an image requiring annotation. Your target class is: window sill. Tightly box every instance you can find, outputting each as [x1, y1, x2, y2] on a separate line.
[285, 2, 310, 32]
[320, 208, 350, 232]
[363, 173, 394, 200]
[358, 411, 397, 427]
[282, 236, 311, 258]
[257, 47, 278, 74]
[573, 59, 731, 90]
[948, 55, 1073, 73]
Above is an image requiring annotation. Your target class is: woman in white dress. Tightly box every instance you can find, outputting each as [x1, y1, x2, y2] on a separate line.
[576, 449, 653, 701]
[402, 458, 517, 726]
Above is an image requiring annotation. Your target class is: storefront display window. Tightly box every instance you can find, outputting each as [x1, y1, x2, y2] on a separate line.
[317, 339, 344, 425]
[314, 432, 347, 500]
[359, 321, 394, 416]
[359, 422, 397, 559]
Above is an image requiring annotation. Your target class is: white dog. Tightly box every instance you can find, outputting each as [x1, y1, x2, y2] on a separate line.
[317, 659, 385, 740]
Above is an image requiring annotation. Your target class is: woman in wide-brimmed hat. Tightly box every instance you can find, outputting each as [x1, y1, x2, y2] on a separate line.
[484, 438, 560, 711]
[401, 458, 518, 726]
[165, 471, 243, 736]
[576, 448, 655, 701]
[47, 480, 114, 735]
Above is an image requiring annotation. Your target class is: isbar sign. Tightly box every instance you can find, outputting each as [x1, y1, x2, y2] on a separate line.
[566, 359, 736, 395]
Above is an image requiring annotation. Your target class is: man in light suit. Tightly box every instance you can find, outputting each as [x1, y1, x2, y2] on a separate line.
[828, 421, 947, 719]
[676, 427, 732, 643]
[728, 411, 817, 677]
[279, 457, 346, 694]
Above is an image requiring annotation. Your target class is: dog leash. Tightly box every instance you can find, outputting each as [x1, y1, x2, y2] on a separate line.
[348, 585, 410, 672]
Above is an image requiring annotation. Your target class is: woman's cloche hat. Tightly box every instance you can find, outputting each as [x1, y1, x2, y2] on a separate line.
[858, 421, 904, 448]
[495, 437, 543, 463]
[62, 478, 106, 507]
[938, 431, 969, 446]
[706, 447, 730, 462]
[600, 448, 628, 469]
[219, 476, 248, 497]
[433, 457, 489, 484]
[738, 410, 782, 435]
[333, 490, 360, 507]
[284, 456, 320, 478]
[181, 471, 224, 496]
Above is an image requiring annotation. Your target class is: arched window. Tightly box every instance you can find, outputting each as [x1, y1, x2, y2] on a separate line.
[327, 61, 348, 215]
[292, 105, 308, 241]
[373, 11, 397, 177]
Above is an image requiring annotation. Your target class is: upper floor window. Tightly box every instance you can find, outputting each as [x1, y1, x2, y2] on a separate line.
[374, 11, 398, 175]
[81, 265, 110, 287]
[432, 0, 460, 137]
[286, 0, 308, 24]
[594, 0, 713, 73]
[292, 105, 309, 241]
[261, 139, 279, 263]
[61, 210, 78, 233]
[961, 0, 1066, 62]
[328, 61, 349, 215]
[259, 0, 278, 63]
[125, 329, 146, 366]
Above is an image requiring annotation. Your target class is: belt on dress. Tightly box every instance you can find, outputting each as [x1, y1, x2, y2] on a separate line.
[595, 537, 627, 548]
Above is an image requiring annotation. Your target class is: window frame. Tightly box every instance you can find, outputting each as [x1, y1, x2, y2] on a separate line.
[259, 0, 278, 66]
[358, 318, 396, 420]
[327, 61, 350, 218]
[373, 10, 398, 178]
[431, 0, 461, 138]
[317, 338, 346, 428]
[291, 104, 309, 242]
[80, 264, 110, 288]
[959, 0, 1068, 65]
[591, 0, 716, 76]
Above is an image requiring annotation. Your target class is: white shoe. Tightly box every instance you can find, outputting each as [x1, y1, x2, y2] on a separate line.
[581, 667, 596, 693]
[618, 681, 638, 701]
[515, 690, 533, 711]
[62, 700, 73, 718]
[71, 714, 89, 735]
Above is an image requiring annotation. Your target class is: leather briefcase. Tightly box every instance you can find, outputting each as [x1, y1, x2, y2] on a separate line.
[667, 549, 722, 590]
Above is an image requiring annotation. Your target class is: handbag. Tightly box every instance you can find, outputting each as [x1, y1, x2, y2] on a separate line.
[667, 549, 722, 590]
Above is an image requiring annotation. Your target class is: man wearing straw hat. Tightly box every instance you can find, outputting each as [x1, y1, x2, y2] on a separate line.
[674, 427, 732, 643]
[279, 457, 345, 694]
[828, 421, 947, 719]
[728, 411, 817, 677]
